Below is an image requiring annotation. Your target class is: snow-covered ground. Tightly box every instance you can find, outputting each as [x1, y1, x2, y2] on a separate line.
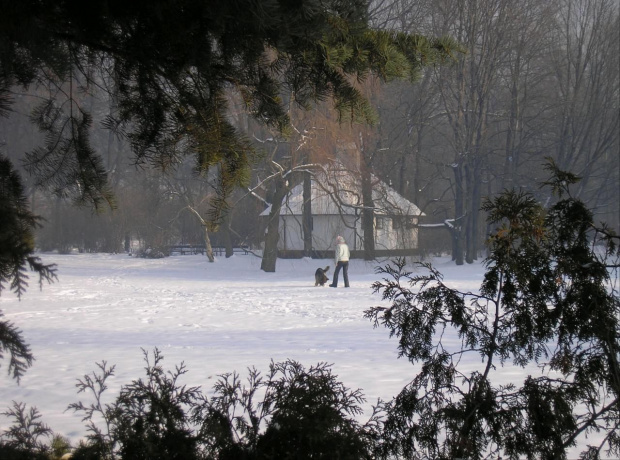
[0, 253, 605, 457]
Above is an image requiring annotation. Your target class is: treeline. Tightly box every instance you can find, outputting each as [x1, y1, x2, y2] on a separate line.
[1, 0, 616, 263]
[369, 0, 619, 263]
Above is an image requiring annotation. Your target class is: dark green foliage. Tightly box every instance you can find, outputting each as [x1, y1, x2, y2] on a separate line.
[257, 360, 369, 458]
[0, 402, 52, 456]
[110, 351, 201, 460]
[0, 312, 34, 383]
[69, 350, 201, 460]
[25, 102, 114, 209]
[0, 154, 56, 381]
[70, 442, 109, 460]
[1, 0, 458, 216]
[66, 348, 379, 459]
[67, 360, 117, 459]
[365, 164, 620, 459]
[199, 360, 379, 459]
[0, 444, 49, 460]
[0, 154, 57, 298]
[50, 434, 72, 460]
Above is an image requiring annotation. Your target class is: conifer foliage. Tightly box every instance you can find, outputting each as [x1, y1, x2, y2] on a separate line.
[365, 162, 620, 459]
[61, 348, 378, 459]
[0, 155, 56, 381]
[0, 0, 457, 214]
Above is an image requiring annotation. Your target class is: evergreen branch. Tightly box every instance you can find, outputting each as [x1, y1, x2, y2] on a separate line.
[0, 312, 35, 383]
[562, 398, 619, 451]
[1, 402, 52, 450]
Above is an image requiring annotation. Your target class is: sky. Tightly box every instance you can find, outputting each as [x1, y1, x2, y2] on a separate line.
[0, 252, 610, 457]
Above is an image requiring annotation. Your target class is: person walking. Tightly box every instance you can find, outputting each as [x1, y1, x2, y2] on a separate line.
[330, 235, 350, 288]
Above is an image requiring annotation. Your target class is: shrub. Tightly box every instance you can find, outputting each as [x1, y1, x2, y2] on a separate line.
[66, 348, 380, 459]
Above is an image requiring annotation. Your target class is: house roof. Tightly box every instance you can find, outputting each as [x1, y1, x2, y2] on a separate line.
[260, 169, 424, 217]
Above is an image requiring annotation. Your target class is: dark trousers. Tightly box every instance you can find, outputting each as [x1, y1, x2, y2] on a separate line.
[332, 261, 349, 287]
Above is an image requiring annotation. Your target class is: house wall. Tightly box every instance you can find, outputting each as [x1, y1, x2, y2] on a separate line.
[278, 214, 418, 252]
[279, 214, 359, 251]
[279, 215, 303, 250]
[374, 216, 419, 250]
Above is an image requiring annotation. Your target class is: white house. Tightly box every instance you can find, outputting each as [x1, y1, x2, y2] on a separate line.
[260, 167, 424, 256]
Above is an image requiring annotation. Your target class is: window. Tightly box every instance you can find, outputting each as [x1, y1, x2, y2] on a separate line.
[392, 216, 416, 230]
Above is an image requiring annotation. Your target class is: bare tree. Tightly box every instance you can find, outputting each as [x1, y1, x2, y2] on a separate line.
[431, 0, 514, 263]
[547, 0, 620, 222]
[258, 116, 330, 272]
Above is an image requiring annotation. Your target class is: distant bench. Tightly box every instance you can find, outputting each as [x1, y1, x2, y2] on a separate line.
[169, 245, 250, 256]
[168, 245, 205, 255]
[212, 246, 250, 256]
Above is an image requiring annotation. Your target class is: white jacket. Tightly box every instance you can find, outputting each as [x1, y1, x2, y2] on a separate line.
[334, 243, 350, 264]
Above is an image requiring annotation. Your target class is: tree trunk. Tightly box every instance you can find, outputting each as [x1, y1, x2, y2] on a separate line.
[501, 57, 521, 191]
[361, 165, 375, 261]
[184, 204, 215, 262]
[302, 171, 313, 257]
[203, 226, 215, 262]
[464, 158, 482, 264]
[221, 209, 234, 258]
[452, 163, 465, 265]
[261, 176, 288, 272]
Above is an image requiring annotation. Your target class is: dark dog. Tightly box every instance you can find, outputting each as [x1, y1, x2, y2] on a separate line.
[315, 266, 330, 286]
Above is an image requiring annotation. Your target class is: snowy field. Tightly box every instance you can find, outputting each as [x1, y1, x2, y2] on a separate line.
[0, 253, 606, 457]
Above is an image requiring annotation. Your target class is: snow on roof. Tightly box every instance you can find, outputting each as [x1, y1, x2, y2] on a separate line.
[260, 169, 424, 217]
